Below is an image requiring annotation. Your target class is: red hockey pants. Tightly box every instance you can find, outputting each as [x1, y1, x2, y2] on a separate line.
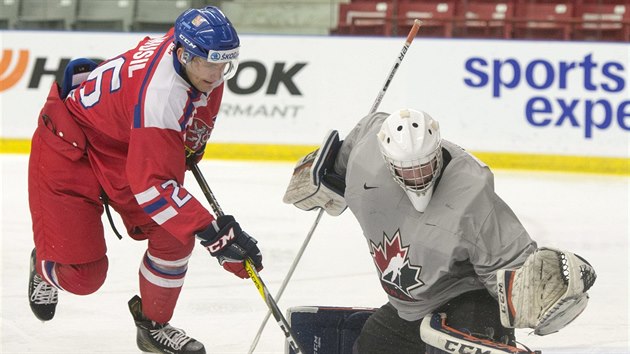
[28, 129, 194, 323]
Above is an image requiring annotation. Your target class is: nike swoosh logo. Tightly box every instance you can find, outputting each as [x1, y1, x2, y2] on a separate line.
[363, 183, 378, 190]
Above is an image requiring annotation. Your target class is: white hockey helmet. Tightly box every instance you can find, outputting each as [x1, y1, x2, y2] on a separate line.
[377, 109, 442, 212]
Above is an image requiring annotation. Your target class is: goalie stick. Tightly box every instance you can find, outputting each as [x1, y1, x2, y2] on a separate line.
[189, 163, 304, 354]
[248, 19, 423, 354]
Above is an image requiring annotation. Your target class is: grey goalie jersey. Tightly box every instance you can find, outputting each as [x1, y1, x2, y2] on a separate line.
[333, 112, 537, 321]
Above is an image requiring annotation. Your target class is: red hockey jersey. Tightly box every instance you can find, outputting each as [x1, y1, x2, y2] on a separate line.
[65, 29, 220, 243]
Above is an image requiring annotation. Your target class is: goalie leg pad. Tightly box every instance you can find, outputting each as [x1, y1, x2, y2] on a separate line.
[286, 306, 375, 354]
[497, 247, 596, 336]
[283, 130, 347, 216]
[421, 313, 540, 354]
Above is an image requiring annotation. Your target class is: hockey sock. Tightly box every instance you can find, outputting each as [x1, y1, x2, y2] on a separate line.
[36, 259, 64, 291]
[38, 256, 108, 295]
[139, 251, 190, 323]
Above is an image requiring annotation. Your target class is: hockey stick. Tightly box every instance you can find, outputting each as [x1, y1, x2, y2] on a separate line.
[369, 20, 423, 115]
[247, 19, 423, 354]
[247, 210, 323, 354]
[190, 164, 304, 354]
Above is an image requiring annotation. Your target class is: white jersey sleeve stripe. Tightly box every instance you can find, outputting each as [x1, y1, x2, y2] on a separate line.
[133, 36, 173, 129]
[152, 206, 177, 225]
[141, 43, 194, 131]
[135, 186, 160, 205]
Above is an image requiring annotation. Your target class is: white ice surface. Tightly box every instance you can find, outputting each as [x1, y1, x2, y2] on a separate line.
[1, 155, 628, 353]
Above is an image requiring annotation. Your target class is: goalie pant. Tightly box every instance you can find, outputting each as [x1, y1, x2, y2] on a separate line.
[286, 291, 543, 354]
[354, 290, 517, 354]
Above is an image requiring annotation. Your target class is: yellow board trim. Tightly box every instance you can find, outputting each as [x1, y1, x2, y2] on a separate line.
[2, 138, 628, 175]
[0, 139, 30, 154]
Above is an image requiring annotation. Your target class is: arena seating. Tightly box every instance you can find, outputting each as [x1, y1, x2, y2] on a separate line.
[395, 1, 457, 37]
[9, 0, 218, 32]
[452, 1, 514, 39]
[2, 0, 628, 42]
[74, 0, 135, 32]
[333, 2, 394, 35]
[332, 0, 630, 41]
[572, 2, 629, 41]
[0, 0, 19, 29]
[132, 0, 197, 32]
[511, 1, 575, 40]
[15, 0, 78, 30]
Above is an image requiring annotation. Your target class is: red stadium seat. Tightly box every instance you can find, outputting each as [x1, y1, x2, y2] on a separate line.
[511, 1, 574, 40]
[453, 0, 515, 38]
[394, 0, 457, 38]
[333, 2, 393, 36]
[572, 3, 629, 41]
[579, 0, 628, 4]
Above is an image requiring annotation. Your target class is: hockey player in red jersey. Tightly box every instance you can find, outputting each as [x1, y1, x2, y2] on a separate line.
[27, 6, 262, 354]
[284, 109, 596, 354]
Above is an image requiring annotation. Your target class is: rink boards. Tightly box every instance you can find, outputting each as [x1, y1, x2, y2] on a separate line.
[0, 31, 628, 174]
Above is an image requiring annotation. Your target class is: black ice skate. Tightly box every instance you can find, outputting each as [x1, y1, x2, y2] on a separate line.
[28, 248, 58, 321]
[128, 295, 206, 354]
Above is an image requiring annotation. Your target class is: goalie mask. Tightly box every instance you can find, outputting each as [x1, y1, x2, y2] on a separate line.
[377, 109, 442, 213]
[174, 6, 240, 88]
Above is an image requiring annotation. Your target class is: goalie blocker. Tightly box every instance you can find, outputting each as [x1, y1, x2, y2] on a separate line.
[283, 130, 347, 216]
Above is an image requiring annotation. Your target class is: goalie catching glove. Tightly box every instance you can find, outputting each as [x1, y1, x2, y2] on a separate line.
[497, 247, 596, 335]
[283, 130, 347, 216]
[196, 215, 263, 279]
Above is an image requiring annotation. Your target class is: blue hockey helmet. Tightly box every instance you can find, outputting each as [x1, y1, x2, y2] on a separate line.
[174, 6, 240, 79]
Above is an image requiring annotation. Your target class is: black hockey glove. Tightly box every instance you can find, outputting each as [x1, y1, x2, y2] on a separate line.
[196, 215, 263, 279]
[185, 143, 206, 170]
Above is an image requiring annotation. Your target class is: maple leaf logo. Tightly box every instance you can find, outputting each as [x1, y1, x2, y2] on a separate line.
[370, 230, 424, 301]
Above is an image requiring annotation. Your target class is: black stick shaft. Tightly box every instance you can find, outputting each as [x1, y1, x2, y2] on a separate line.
[190, 164, 304, 353]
